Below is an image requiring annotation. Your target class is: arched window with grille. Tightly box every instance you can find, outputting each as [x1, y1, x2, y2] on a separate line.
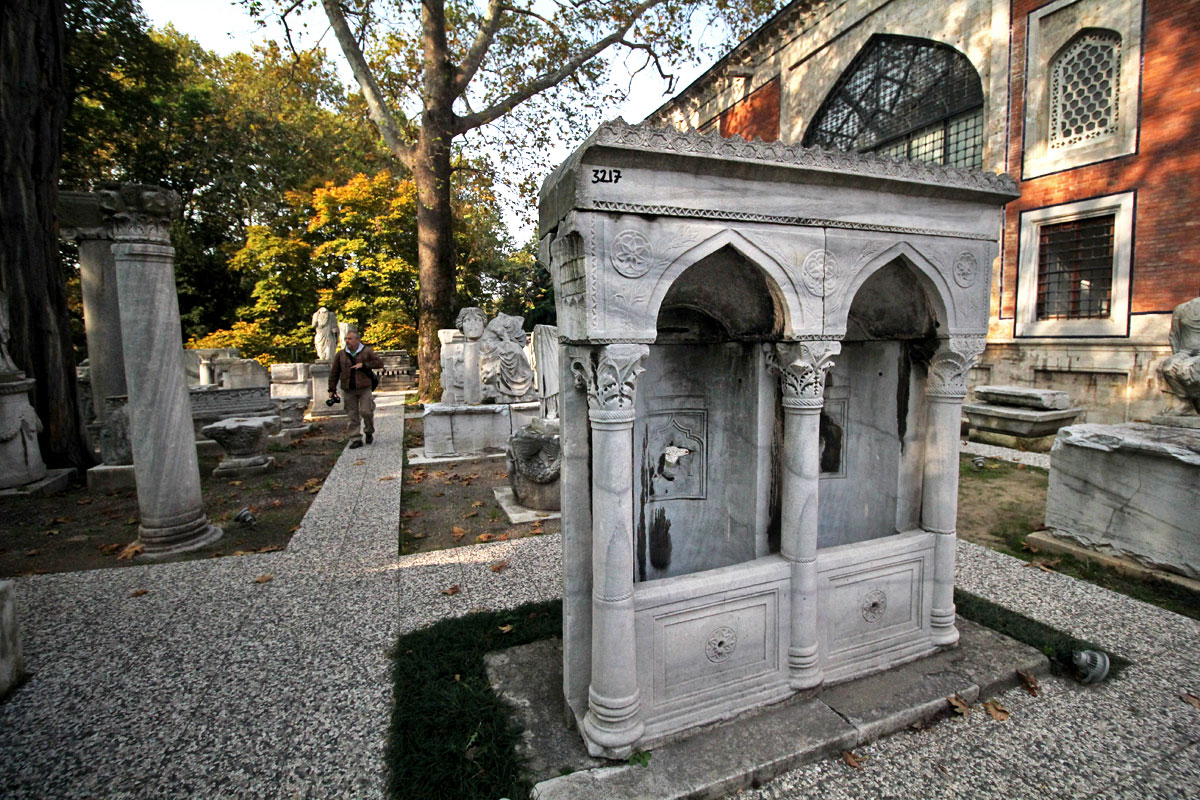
[802, 35, 984, 170]
[1049, 29, 1121, 151]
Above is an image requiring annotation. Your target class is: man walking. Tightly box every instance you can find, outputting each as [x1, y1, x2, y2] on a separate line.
[328, 329, 384, 449]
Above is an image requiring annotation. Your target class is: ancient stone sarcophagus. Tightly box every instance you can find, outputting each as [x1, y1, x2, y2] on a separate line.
[539, 119, 1017, 757]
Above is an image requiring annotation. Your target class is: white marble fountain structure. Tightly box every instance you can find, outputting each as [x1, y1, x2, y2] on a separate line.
[538, 119, 1018, 758]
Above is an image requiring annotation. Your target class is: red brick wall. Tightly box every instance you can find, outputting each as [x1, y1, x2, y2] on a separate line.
[719, 77, 781, 142]
[1002, 0, 1200, 322]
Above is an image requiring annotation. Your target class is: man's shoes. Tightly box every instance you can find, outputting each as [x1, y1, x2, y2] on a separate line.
[349, 440, 363, 449]
[365, 432, 374, 444]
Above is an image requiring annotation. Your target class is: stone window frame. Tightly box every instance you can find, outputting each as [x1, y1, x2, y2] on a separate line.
[1022, 0, 1143, 180]
[1015, 191, 1135, 338]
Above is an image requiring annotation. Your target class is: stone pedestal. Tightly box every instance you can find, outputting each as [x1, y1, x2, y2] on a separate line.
[103, 184, 222, 556]
[270, 363, 312, 400]
[507, 417, 561, 511]
[0, 375, 47, 489]
[201, 415, 281, 478]
[1046, 422, 1200, 579]
[423, 401, 539, 458]
[307, 363, 345, 418]
[0, 580, 23, 699]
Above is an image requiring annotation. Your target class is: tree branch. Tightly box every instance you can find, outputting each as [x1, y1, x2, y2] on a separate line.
[454, 0, 666, 134]
[320, 0, 415, 167]
[452, 0, 503, 97]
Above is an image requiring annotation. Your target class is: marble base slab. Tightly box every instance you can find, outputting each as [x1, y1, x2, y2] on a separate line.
[0, 468, 73, 497]
[1149, 414, 1200, 429]
[405, 448, 505, 467]
[973, 385, 1072, 410]
[964, 403, 1083, 438]
[422, 401, 539, 459]
[1046, 423, 1200, 579]
[87, 464, 136, 491]
[492, 486, 560, 524]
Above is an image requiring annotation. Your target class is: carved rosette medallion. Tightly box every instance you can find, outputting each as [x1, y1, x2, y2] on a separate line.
[861, 590, 887, 623]
[609, 230, 653, 278]
[953, 252, 978, 289]
[570, 344, 649, 414]
[801, 249, 838, 297]
[769, 341, 841, 408]
[705, 626, 738, 663]
[98, 183, 180, 245]
[927, 335, 987, 399]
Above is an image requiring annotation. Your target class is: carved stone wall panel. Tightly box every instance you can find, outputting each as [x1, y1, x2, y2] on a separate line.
[644, 410, 707, 500]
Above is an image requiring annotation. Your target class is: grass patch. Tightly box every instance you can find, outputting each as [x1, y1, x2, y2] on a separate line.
[955, 588, 1130, 678]
[388, 599, 562, 800]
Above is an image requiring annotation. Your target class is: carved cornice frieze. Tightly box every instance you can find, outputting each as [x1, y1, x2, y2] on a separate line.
[546, 118, 1019, 200]
[97, 183, 179, 245]
[769, 340, 840, 408]
[570, 344, 649, 413]
[927, 335, 987, 399]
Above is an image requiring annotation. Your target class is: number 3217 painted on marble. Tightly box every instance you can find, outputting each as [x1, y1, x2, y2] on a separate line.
[591, 168, 622, 184]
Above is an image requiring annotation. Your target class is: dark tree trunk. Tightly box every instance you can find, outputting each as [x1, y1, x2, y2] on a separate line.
[415, 0, 456, 403]
[0, 0, 93, 468]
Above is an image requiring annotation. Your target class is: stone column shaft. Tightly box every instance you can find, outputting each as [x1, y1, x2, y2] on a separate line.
[922, 335, 986, 646]
[103, 184, 221, 555]
[571, 344, 648, 759]
[462, 339, 482, 404]
[773, 340, 839, 691]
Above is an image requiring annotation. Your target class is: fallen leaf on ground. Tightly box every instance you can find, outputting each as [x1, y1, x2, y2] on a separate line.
[354, 459, 365, 466]
[129, 589, 149, 598]
[462, 510, 479, 519]
[441, 584, 461, 596]
[401, 511, 422, 519]
[25, 549, 39, 557]
[289, 524, 301, 533]
[432, 470, 447, 478]
[410, 469, 426, 483]
[75, 498, 92, 505]
[410, 532, 427, 540]
[983, 699, 1010, 721]
[1024, 558, 1061, 572]
[535, 512, 550, 518]
[1181, 692, 1200, 711]
[1017, 670, 1041, 697]
[125, 517, 138, 525]
[227, 480, 243, 487]
[52, 516, 72, 524]
[233, 550, 253, 556]
[117, 542, 144, 560]
[1021, 540, 1039, 553]
[498, 624, 513, 633]
[42, 529, 58, 536]
[301, 478, 323, 493]
[471, 500, 485, 507]
[948, 693, 972, 716]
[496, 533, 510, 541]
[475, 533, 497, 543]
[379, 475, 397, 482]
[451, 526, 467, 541]
[842, 750, 868, 769]
[271, 499, 282, 507]
[258, 544, 283, 553]
[434, 491, 445, 497]
[490, 559, 509, 573]
[255, 574, 273, 584]
[98, 543, 122, 554]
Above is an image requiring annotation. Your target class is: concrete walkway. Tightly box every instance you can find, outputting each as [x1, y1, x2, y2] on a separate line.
[2, 401, 1197, 798]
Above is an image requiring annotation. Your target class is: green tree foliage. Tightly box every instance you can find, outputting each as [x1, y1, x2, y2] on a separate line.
[194, 166, 529, 364]
[245, 0, 783, 399]
[62, 0, 387, 339]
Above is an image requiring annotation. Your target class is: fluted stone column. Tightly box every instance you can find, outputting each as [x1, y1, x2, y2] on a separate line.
[922, 334, 986, 646]
[59, 192, 127, 423]
[772, 340, 839, 690]
[100, 184, 222, 555]
[569, 343, 648, 759]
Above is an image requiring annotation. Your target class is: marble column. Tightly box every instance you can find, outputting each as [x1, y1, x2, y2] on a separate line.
[462, 338, 482, 404]
[922, 334, 986, 646]
[772, 340, 839, 690]
[100, 184, 222, 555]
[59, 192, 127, 423]
[570, 343, 648, 759]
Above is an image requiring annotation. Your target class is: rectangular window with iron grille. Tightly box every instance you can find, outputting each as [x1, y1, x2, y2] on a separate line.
[1035, 215, 1115, 320]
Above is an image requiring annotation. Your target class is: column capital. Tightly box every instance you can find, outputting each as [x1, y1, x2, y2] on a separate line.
[769, 340, 840, 408]
[98, 183, 179, 245]
[927, 334, 987, 399]
[569, 344, 649, 412]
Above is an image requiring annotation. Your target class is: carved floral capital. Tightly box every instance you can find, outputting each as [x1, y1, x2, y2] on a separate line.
[98, 183, 179, 245]
[570, 344, 649, 412]
[769, 340, 840, 407]
[926, 335, 987, 399]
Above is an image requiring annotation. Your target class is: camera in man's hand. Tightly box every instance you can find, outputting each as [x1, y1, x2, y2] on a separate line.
[326, 392, 341, 407]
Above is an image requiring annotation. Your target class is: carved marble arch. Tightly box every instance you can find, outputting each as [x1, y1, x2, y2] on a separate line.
[830, 241, 955, 337]
[645, 228, 802, 339]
